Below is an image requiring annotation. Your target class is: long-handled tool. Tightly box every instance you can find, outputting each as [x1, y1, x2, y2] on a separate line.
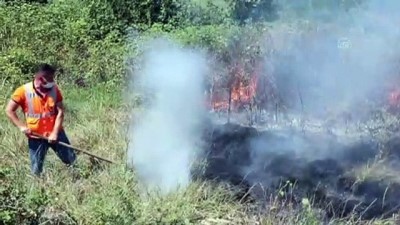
[31, 132, 116, 164]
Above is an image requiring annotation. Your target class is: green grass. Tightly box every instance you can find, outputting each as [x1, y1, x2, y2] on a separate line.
[0, 85, 253, 224]
[0, 86, 400, 224]
[1, 84, 399, 225]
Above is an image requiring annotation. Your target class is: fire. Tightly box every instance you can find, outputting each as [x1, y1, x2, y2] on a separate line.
[388, 89, 400, 109]
[210, 75, 258, 112]
[231, 76, 257, 105]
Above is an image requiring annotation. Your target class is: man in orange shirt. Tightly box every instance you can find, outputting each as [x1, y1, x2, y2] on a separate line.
[5, 64, 76, 176]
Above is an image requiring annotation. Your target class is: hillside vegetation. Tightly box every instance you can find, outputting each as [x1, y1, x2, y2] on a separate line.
[1, 0, 398, 224]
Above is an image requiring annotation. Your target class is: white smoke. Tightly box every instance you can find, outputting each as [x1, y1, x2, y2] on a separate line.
[231, 0, 400, 193]
[127, 38, 207, 193]
[264, 0, 400, 119]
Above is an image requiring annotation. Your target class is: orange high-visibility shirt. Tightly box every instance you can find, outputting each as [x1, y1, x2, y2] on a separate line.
[11, 81, 63, 136]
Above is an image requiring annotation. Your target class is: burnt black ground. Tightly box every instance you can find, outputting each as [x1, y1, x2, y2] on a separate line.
[196, 122, 400, 220]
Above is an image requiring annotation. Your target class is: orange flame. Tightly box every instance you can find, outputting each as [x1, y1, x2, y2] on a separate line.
[389, 89, 400, 108]
[231, 77, 257, 103]
[210, 75, 258, 111]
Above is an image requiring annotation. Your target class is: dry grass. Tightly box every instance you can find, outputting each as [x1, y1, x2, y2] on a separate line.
[0, 85, 255, 224]
[1, 84, 399, 224]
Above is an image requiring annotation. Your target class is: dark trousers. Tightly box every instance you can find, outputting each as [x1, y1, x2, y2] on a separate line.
[28, 130, 76, 176]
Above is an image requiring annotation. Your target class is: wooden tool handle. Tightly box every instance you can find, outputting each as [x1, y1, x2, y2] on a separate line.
[30, 132, 116, 164]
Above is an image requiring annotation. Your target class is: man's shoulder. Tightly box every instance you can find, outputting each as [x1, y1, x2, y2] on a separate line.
[54, 85, 64, 102]
[55, 85, 63, 94]
[11, 82, 32, 104]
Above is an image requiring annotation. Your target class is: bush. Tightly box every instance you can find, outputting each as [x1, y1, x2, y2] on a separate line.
[0, 0, 124, 87]
[0, 0, 281, 89]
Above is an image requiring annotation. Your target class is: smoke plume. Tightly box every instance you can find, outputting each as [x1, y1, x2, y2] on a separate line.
[127, 39, 207, 193]
[235, 0, 400, 172]
[265, 0, 400, 118]
[228, 0, 400, 218]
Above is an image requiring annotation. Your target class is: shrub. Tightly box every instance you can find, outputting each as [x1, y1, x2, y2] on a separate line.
[0, 0, 125, 87]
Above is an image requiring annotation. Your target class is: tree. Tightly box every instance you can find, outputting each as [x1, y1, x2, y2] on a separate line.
[230, 0, 278, 24]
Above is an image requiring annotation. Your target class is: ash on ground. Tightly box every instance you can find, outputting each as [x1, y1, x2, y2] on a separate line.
[196, 111, 400, 220]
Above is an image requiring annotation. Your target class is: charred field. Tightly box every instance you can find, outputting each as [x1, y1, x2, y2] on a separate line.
[195, 110, 400, 222]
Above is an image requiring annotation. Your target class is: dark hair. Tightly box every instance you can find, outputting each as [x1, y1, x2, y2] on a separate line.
[35, 63, 56, 75]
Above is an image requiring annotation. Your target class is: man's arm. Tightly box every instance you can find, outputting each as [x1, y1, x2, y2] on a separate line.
[5, 100, 28, 130]
[47, 86, 65, 142]
[51, 102, 64, 138]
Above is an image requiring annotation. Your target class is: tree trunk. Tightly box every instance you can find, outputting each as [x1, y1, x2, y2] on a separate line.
[210, 78, 215, 111]
[228, 86, 232, 124]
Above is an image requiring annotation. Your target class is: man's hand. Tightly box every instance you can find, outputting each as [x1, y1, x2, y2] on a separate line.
[19, 126, 31, 136]
[48, 131, 58, 143]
